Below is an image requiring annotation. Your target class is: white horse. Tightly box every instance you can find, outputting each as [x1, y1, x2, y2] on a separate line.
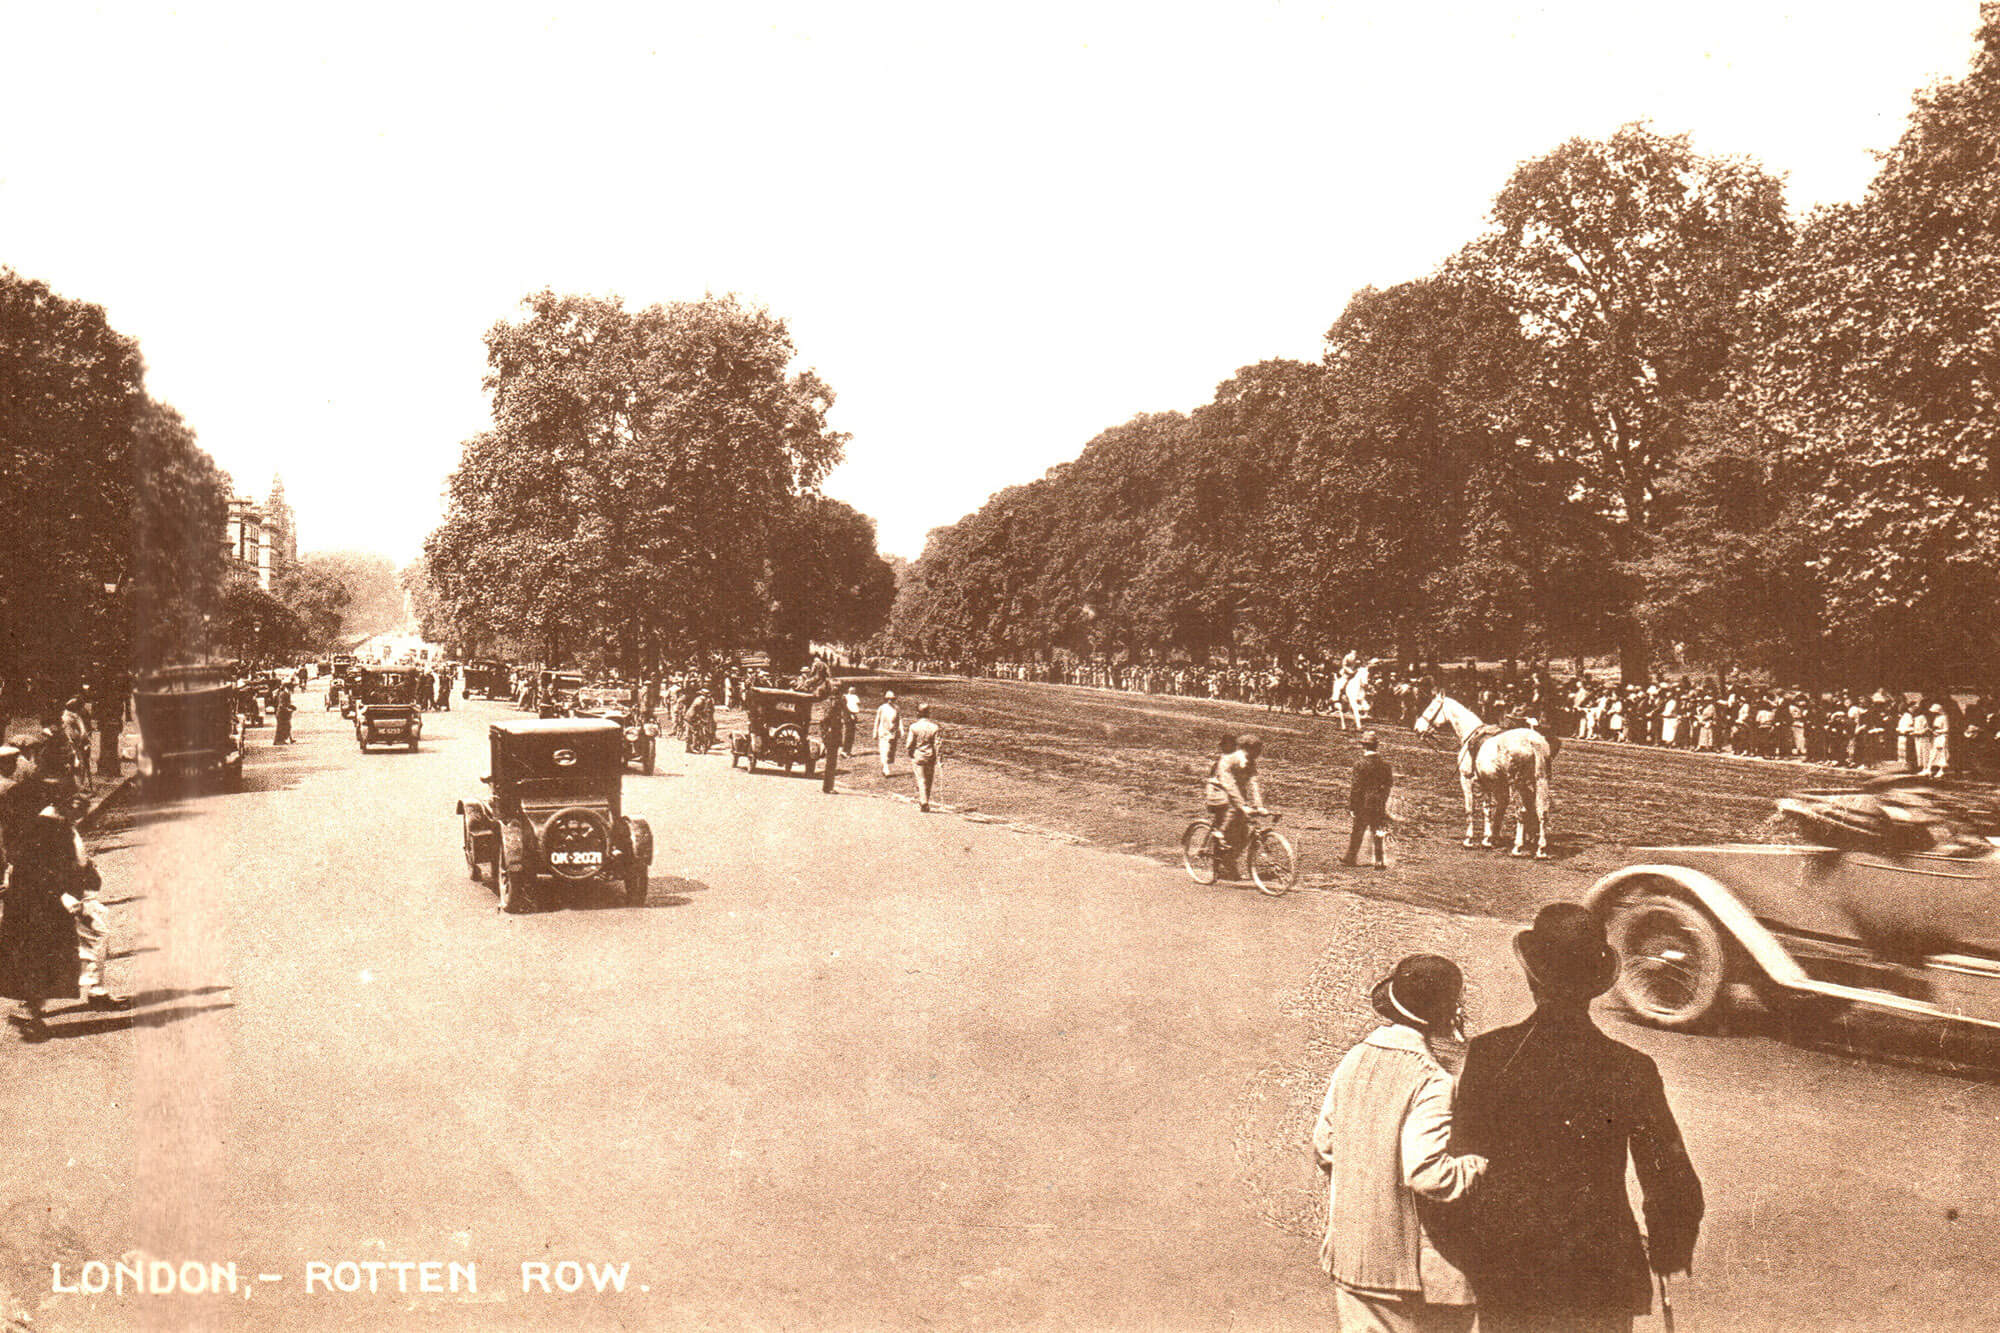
[1336, 660, 1373, 731]
[1412, 691, 1556, 858]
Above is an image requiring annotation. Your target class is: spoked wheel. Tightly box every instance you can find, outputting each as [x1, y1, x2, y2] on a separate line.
[1249, 829, 1298, 896]
[1606, 890, 1727, 1029]
[1181, 821, 1219, 885]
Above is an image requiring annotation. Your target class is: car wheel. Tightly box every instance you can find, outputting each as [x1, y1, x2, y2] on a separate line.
[498, 823, 531, 914]
[408, 737, 418, 752]
[1606, 889, 1728, 1030]
[462, 816, 481, 879]
[643, 741, 655, 775]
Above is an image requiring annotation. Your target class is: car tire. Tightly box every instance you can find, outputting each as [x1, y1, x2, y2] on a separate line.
[498, 823, 531, 914]
[462, 816, 481, 879]
[408, 737, 418, 752]
[643, 741, 655, 775]
[1606, 888, 1728, 1030]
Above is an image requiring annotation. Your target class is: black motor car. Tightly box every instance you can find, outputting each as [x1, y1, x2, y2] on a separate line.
[571, 686, 660, 774]
[354, 667, 424, 752]
[134, 664, 245, 789]
[729, 686, 822, 777]
[456, 718, 653, 912]
[462, 659, 512, 700]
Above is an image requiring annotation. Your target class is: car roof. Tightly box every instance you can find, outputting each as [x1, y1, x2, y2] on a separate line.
[491, 717, 622, 738]
[749, 686, 820, 703]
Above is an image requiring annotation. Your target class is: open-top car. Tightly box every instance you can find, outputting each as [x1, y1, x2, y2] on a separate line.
[462, 659, 511, 700]
[571, 686, 659, 774]
[354, 667, 424, 752]
[729, 686, 822, 777]
[1587, 777, 2000, 1034]
[456, 717, 653, 912]
[534, 670, 585, 718]
[134, 664, 245, 789]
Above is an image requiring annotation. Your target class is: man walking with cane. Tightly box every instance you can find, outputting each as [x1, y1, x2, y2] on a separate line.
[1342, 730, 1392, 868]
[906, 703, 943, 812]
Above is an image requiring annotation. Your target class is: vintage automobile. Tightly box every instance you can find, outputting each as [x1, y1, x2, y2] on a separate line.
[134, 664, 245, 789]
[456, 718, 653, 912]
[729, 686, 822, 777]
[353, 667, 424, 752]
[462, 659, 512, 700]
[1586, 777, 2000, 1034]
[570, 686, 660, 774]
[535, 670, 585, 718]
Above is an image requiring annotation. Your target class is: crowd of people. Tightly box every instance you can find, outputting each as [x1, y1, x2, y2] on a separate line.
[876, 654, 1998, 777]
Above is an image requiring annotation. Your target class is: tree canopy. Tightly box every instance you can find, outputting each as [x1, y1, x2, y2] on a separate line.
[423, 290, 866, 673]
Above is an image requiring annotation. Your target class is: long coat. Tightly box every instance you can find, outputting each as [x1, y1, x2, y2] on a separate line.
[0, 810, 87, 1003]
[1445, 1006, 1703, 1321]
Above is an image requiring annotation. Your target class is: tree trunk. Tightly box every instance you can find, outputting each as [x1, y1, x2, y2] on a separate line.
[1618, 614, 1651, 686]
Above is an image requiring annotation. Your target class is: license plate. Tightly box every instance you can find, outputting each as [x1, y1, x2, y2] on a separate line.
[550, 851, 601, 866]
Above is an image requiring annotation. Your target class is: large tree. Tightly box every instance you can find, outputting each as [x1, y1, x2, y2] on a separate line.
[425, 290, 848, 675]
[1742, 8, 2000, 686]
[764, 496, 897, 663]
[2, 271, 230, 741]
[1462, 123, 1791, 677]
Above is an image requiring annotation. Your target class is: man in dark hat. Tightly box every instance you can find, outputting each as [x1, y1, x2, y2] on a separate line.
[1342, 730, 1393, 868]
[1313, 954, 1485, 1333]
[1450, 904, 1703, 1332]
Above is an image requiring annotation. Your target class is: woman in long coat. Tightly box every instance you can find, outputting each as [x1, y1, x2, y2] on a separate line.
[0, 785, 88, 1042]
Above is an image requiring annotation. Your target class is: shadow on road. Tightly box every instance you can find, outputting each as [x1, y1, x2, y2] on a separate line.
[37, 990, 235, 1041]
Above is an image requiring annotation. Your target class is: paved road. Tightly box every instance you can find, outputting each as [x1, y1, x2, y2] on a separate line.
[1, 687, 1995, 1330]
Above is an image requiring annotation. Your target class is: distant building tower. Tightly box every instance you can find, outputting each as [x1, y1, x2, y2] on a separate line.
[266, 473, 298, 575]
[226, 496, 271, 590]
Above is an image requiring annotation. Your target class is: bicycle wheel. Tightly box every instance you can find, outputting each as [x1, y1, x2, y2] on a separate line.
[1249, 829, 1297, 896]
[1181, 821, 1219, 885]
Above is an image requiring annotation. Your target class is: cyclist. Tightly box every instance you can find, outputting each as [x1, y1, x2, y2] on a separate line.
[1205, 732, 1270, 878]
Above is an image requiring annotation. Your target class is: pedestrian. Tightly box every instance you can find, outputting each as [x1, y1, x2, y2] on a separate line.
[874, 690, 902, 776]
[61, 697, 92, 789]
[906, 703, 943, 812]
[1312, 954, 1486, 1333]
[273, 684, 295, 744]
[819, 692, 849, 794]
[841, 685, 861, 757]
[1450, 904, 1703, 1333]
[1342, 730, 1393, 868]
[0, 784, 90, 1041]
[1927, 701, 1952, 777]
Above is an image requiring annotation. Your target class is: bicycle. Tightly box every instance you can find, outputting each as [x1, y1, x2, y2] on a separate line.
[1181, 810, 1298, 896]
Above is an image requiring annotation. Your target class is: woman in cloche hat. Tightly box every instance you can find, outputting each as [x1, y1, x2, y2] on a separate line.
[1312, 955, 1486, 1332]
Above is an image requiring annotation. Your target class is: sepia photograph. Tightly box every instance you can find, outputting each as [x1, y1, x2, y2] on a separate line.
[2, 1, 1998, 1328]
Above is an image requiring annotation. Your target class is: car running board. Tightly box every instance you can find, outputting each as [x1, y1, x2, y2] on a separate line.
[1776, 955, 2000, 1030]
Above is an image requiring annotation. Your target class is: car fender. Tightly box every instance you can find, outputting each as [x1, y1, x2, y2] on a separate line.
[1585, 864, 1809, 988]
[626, 816, 653, 869]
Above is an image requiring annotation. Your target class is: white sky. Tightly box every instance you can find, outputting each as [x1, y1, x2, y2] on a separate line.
[1, 2, 1981, 564]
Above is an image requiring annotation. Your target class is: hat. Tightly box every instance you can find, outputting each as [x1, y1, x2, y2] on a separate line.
[1513, 903, 1618, 999]
[1370, 955, 1463, 1031]
[1359, 730, 1378, 750]
[884, 690, 896, 700]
